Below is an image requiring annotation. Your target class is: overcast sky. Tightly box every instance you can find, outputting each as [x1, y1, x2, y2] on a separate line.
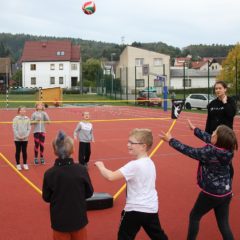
[1, 0, 240, 48]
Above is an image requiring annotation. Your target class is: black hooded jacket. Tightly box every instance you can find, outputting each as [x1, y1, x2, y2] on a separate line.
[205, 96, 236, 134]
[42, 158, 94, 232]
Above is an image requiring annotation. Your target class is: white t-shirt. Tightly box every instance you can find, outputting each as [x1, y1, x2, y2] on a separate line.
[119, 157, 158, 213]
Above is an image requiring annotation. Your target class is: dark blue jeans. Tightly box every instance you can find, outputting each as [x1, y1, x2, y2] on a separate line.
[187, 191, 233, 240]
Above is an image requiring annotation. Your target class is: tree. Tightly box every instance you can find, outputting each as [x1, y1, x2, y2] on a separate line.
[12, 69, 22, 86]
[0, 42, 11, 57]
[82, 58, 103, 87]
[217, 43, 240, 94]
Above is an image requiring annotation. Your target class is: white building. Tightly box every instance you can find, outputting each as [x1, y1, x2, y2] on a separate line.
[170, 68, 219, 90]
[21, 40, 81, 88]
[116, 46, 170, 94]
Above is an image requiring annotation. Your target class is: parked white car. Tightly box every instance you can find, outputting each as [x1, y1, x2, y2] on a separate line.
[185, 94, 214, 110]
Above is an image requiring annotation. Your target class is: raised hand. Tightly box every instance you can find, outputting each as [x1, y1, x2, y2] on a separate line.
[95, 161, 104, 169]
[222, 95, 227, 104]
[187, 119, 195, 131]
[159, 131, 172, 142]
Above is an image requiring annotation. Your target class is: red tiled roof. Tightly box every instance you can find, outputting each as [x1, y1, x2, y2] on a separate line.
[21, 40, 80, 62]
[174, 57, 191, 66]
[191, 60, 208, 69]
[71, 45, 81, 61]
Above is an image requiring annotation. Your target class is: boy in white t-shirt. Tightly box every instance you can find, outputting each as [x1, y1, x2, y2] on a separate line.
[95, 128, 168, 240]
[74, 112, 94, 166]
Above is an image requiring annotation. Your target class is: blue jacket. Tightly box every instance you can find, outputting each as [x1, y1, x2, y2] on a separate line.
[169, 128, 233, 197]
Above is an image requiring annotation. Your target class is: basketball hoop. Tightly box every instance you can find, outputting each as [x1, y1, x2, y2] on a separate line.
[142, 64, 149, 76]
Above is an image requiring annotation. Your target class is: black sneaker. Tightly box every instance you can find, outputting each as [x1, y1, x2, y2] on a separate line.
[40, 158, 45, 164]
[34, 158, 39, 165]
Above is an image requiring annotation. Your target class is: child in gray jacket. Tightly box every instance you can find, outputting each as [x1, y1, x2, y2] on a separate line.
[12, 106, 31, 170]
[74, 112, 94, 167]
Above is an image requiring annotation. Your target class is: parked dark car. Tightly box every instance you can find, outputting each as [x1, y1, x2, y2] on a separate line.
[64, 87, 88, 94]
[137, 91, 162, 107]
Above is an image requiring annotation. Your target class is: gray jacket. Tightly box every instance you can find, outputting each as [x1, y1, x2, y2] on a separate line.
[31, 111, 50, 133]
[74, 121, 94, 142]
[12, 115, 31, 141]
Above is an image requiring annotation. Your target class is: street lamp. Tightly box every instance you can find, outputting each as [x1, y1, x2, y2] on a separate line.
[207, 58, 217, 104]
[111, 53, 116, 96]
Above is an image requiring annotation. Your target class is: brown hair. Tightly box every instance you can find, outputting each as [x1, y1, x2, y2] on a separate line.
[214, 81, 228, 89]
[52, 131, 74, 159]
[129, 128, 153, 151]
[215, 125, 238, 151]
[17, 106, 25, 113]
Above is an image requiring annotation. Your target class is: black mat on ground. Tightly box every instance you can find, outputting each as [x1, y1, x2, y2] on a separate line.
[86, 192, 113, 210]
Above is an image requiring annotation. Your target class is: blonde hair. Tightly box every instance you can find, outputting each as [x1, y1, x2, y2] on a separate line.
[129, 128, 153, 151]
[52, 131, 74, 159]
[35, 102, 44, 110]
[82, 111, 89, 116]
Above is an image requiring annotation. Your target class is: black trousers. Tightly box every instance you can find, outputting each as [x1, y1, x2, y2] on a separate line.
[187, 191, 233, 240]
[15, 141, 28, 164]
[229, 163, 234, 180]
[78, 142, 91, 165]
[118, 210, 168, 240]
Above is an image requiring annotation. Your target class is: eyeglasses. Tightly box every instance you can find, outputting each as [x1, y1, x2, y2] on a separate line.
[128, 140, 144, 145]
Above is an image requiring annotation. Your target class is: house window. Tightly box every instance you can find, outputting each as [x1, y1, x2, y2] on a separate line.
[183, 78, 191, 87]
[71, 63, 77, 70]
[135, 58, 144, 66]
[59, 64, 63, 70]
[56, 51, 65, 56]
[153, 58, 162, 66]
[31, 77, 36, 85]
[59, 77, 64, 84]
[136, 79, 145, 87]
[50, 77, 55, 84]
[30, 64, 36, 71]
[50, 64, 55, 70]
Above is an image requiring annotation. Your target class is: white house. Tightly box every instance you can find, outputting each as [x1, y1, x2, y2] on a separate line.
[191, 58, 223, 71]
[21, 40, 81, 88]
[170, 68, 219, 90]
[116, 46, 170, 94]
[102, 61, 116, 78]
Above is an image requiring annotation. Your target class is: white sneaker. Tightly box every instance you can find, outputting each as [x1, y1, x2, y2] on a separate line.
[23, 164, 29, 170]
[16, 164, 22, 171]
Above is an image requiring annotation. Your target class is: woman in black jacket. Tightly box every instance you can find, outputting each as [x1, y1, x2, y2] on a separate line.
[42, 131, 94, 240]
[205, 81, 236, 180]
[205, 81, 236, 134]
[160, 120, 238, 240]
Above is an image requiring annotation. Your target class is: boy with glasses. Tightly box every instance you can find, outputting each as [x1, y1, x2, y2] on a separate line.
[95, 128, 168, 240]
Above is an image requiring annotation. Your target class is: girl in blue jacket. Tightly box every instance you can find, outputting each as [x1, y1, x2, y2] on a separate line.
[160, 120, 238, 240]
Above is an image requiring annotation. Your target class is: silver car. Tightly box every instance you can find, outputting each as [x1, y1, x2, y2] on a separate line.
[185, 94, 214, 110]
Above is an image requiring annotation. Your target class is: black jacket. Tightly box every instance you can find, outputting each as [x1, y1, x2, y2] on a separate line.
[169, 128, 233, 197]
[205, 96, 236, 134]
[42, 158, 94, 232]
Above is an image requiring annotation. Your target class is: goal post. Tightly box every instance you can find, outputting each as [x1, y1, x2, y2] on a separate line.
[36, 87, 63, 107]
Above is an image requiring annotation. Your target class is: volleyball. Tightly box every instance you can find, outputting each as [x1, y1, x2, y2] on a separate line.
[82, 1, 96, 15]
